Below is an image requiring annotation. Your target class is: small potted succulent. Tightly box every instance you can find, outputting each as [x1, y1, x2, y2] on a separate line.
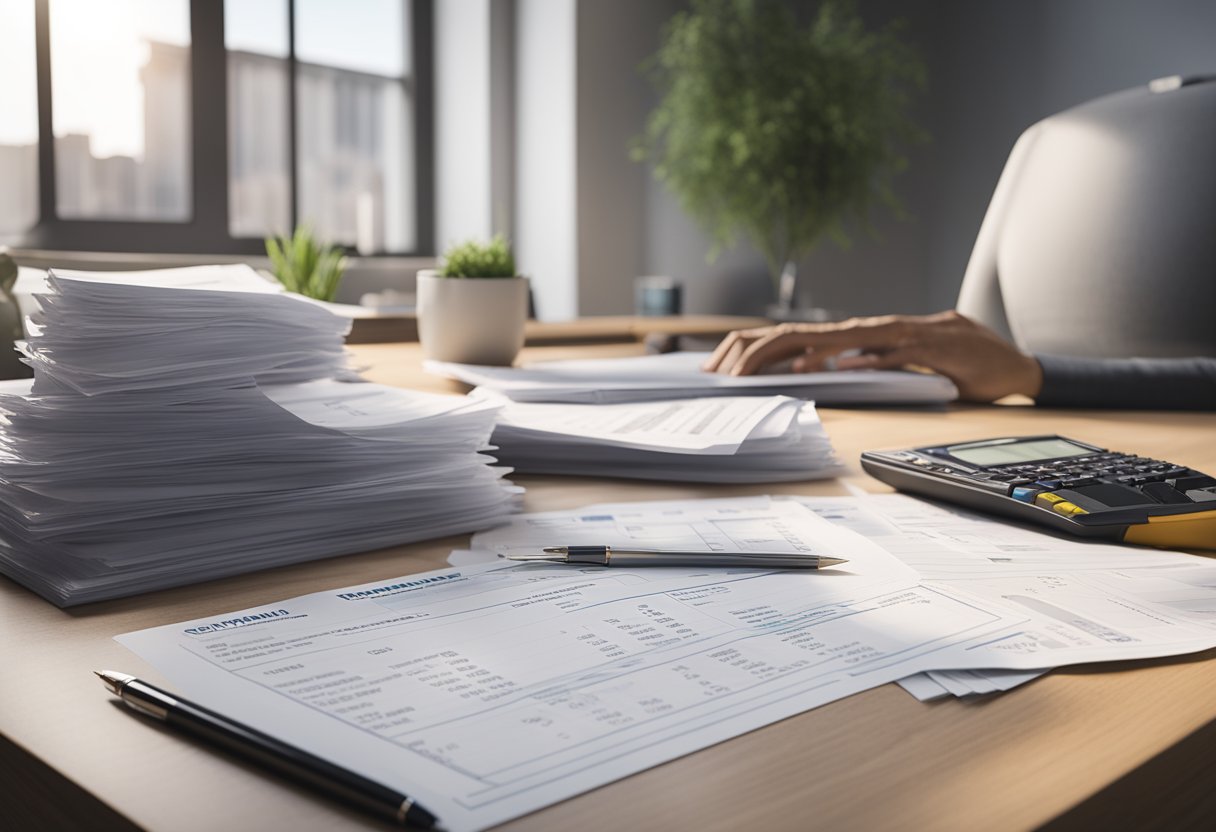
[417, 235, 529, 365]
[264, 226, 347, 301]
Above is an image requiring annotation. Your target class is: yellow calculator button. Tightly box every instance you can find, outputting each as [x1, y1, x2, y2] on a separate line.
[1035, 492, 1066, 509]
[1034, 492, 1088, 517]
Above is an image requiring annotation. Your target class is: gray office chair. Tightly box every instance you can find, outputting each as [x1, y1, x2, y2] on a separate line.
[956, 75, 1216, 360]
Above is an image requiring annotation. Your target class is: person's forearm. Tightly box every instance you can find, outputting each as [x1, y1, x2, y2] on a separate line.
[1034, 354, 1216, 410]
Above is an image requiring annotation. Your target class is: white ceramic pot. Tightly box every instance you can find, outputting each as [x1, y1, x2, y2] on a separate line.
[416, 270, 529, 365]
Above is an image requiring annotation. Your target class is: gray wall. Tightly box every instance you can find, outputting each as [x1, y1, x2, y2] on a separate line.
[578, 0, 1216, 318]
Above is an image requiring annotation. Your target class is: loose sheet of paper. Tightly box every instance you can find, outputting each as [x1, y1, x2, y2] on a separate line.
[791, 494, 1216, 696]
[119, 497, 1216, 830]
[486, 394, 791, 453]
[120, 502, 1034, 832]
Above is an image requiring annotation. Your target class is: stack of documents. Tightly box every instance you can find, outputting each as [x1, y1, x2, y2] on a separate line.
[20, 266, 356, 392]
[428, 350, 958, 405]
[481, 392, 841, 482]
[0, 266, 517, 606]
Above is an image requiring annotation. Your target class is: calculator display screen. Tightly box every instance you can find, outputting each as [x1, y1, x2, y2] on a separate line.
[946, 438, 1093, 467]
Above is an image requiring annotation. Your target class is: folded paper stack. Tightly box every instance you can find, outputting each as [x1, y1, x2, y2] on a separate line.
[0, 266, 518, 606]
[481, 392, 841, 482]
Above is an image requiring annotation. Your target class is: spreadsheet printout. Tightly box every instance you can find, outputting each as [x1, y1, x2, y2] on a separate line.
[118, 508, 1020, 831]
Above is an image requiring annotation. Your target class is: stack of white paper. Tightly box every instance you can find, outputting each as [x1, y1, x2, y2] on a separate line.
[0, 266, 518, 606]
[21, 266, 357, 393]
[482, 392, 841, 482]
[428, 350, 958, 405]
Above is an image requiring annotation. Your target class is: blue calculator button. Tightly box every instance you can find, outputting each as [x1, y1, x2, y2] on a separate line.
[1012, 487, 1041, 502]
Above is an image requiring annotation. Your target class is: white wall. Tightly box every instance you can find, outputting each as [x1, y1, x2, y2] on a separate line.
[514, 0, 577, 320]
[434, 0, 493, 249]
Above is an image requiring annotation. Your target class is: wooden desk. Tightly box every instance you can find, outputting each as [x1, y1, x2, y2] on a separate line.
[347, 313, 770, 346]
[3, 341, 1214, 831]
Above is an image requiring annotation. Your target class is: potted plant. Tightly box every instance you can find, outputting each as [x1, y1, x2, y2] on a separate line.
[634, 0, 926, 319]
[417, 234, 529, 365]
[264, 226, 347, 301]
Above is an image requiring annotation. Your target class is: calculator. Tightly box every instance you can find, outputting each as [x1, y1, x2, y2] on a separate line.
[861, 435, 1216, 550]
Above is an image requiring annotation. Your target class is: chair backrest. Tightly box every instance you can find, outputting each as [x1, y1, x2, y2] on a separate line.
[956, 76, 1216, 359]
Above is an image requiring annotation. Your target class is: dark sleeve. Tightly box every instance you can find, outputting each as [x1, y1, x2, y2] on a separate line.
[1034, 354, 1216, 410]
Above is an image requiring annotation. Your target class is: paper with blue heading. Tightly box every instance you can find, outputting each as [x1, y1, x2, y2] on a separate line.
[116, 501, 1010, 832]
[118, 498, 1216, 830]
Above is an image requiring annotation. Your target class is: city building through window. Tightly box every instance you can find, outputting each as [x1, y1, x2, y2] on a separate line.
[0, 0, 431, 256]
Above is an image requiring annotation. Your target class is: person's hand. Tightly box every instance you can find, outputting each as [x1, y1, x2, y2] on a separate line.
[703, 311, 1044, 403]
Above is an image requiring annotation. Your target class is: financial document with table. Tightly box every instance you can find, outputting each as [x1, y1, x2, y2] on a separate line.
[119, 497, 1216, 831]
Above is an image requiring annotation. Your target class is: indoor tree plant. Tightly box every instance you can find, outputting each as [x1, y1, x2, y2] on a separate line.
[417, 234, 529, 365]
[635, 0, 926, 318]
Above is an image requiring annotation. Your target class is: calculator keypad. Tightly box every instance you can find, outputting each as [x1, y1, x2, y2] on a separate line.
[985, 454, 1189, 487]
[976, 452, 1216, 510]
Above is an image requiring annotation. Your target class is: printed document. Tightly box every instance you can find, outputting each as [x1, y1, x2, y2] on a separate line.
[792, 495, 1216, 696]
[119, 503, 1026, 831]
[119, 497, 1216, 828]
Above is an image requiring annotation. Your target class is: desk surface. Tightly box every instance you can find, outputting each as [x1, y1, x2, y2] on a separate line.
[3, 341, 1214, 831]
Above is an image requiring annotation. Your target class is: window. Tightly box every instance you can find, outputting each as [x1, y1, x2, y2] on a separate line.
[50, 0, 192, 222]
[6, 0, 432, 255]
[0, 0, 40, 238]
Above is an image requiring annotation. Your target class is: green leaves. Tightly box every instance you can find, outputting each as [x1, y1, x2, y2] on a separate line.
[635, 0, 927, 283]
[264, 226, 347, 301]
[440, 234, 516, 278]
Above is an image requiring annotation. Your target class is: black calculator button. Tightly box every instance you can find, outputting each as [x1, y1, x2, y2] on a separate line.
[1141, 482, 1194, 504]
[1074, 483, 1155, 507]
[1059, 477, 1097, 488]
[1169, 475, 1216, 492]
[1034, 480, 1063, 489]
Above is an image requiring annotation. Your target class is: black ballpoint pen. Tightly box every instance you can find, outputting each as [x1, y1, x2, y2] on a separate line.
[95, 670, 439, 829]
[507, 545, 848, 569]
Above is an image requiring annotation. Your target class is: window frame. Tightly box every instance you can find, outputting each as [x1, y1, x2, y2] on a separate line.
[25, 0, 434, 256]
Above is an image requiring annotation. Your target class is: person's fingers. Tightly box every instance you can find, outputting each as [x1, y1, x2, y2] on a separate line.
[714, 338, 752, 375]
[838, 347, 920, 371]
[790, 346, 848, 373]
[834, 352, 884, 370]
[703, 327, 768, 373]
[730, 319, 914, 376]
[702, 330, 743, 372]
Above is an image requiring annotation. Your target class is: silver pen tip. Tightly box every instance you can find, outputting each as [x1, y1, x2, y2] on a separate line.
[94, 669, 133, 695]
[817, 557, 849, 569]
